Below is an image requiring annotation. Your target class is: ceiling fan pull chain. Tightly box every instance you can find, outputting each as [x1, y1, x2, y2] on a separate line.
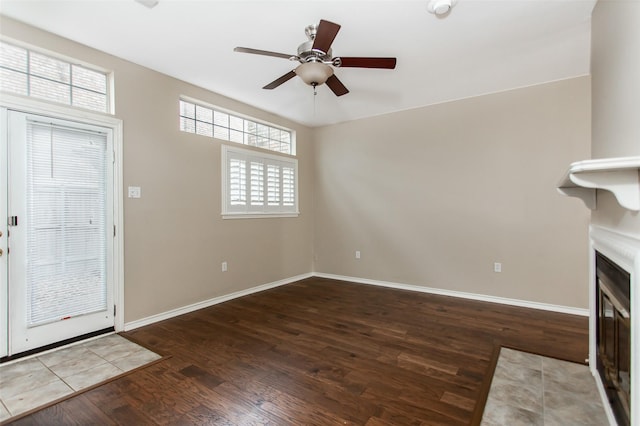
[313, 83, 317, 116]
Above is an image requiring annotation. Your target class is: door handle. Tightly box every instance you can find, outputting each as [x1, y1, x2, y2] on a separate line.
[0, 248, 3, 257]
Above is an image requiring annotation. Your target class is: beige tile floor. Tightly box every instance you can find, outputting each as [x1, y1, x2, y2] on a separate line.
[0, 333, 161, 422]
[481, 347, 611, 426]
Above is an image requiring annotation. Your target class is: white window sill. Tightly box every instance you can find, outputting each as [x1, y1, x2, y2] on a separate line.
[222, 212, 300, 219]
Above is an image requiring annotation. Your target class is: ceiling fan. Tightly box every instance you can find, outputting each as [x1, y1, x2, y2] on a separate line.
[234, 19, 397, 96]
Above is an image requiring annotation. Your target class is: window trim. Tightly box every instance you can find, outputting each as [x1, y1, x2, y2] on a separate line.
[0, 37, 113, 115]
[221, 144, 299, 219]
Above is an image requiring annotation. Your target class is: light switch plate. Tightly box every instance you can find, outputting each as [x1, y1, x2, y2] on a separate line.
[128, 186, 141, 198]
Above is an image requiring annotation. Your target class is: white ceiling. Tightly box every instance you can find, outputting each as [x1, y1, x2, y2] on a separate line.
[0, 0, 596, 127]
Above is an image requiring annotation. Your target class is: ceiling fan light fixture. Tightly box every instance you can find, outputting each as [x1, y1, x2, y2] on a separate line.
[295, 62, 334, 86]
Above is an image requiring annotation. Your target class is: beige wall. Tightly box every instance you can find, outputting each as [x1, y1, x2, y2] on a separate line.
[0, 16, 315, 323]
[313, 77, 592, 308]
[591, 0, 640, 236]
[1, 14, 595, 321]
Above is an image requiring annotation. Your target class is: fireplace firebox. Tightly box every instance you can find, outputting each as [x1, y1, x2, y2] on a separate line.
[596, 251, 631, 426]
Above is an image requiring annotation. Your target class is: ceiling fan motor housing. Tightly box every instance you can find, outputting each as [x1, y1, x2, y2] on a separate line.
[297, 40, 332, 63]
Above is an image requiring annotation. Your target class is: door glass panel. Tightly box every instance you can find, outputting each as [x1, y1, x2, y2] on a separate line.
[26, 122, 107, 327]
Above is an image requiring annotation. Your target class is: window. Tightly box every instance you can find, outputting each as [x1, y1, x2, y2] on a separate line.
[180, 98, 294, 155]
[222, 144, 298, 218]
[0, 40, 110, 113]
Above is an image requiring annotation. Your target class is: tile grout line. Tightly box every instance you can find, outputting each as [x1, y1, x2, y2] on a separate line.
[481, 349, 608, 425]
[1, 358, 73, 417]
[540, 357, 546, 425]
[87, 346, 128, 381]
[55, 345, 126, 391]
[0, 398, 11, 417]
[87, 341, 150, 372]
[37, 357, 75, 394]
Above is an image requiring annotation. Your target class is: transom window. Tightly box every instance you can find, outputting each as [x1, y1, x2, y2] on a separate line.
[0, 40, 110, 113]
[179, 98, 294, 155]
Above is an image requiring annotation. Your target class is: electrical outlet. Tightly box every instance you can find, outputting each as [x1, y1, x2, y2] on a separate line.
[355, 250, 361, 259]
[221, 261, 228, 272]
[494, 262, 502, 273]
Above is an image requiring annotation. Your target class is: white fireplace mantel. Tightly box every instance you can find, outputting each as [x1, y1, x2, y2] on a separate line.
[557, 157, 640, 211]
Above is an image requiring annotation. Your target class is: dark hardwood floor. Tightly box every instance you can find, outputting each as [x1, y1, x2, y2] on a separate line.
[8, 277, 588, 425]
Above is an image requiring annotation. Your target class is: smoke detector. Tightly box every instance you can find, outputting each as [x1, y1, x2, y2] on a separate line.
[427, 0, 458, 16]
[135, 0, 159, 8]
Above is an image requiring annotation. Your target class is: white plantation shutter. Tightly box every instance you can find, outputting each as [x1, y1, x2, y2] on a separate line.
[26, 121, 108, 326]
[222, 145, 298, 217]
[267, 165, 280, 206]
[228, 158, 246, 206]
[250, 161, 264, 206]
[283, 166, 295, 207]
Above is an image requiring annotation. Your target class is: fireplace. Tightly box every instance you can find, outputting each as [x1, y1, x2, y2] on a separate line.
[596, 251, 631, 425]
[557, 158, 640, 424]
[589, 225, 640, 426]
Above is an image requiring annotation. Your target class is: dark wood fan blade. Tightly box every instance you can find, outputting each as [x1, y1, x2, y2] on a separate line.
[335, 57, 397, 69]
[263, 71, 297, 90]
[325, 74, 349, 96]
[312, 19, 341, 54]
[234, 47, 295, 60]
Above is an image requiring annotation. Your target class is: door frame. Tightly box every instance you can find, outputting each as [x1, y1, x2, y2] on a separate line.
[0, 94, 124, 358]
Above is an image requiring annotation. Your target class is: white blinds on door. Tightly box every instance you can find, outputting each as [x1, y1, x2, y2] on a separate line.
[26, 121, 108, 327]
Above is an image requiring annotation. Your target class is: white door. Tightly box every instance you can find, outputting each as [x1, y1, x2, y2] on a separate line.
[6, 110, 114, 355]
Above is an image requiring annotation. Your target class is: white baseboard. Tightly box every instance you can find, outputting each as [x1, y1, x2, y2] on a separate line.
[124, 273, 313, 331]
[125, 271, 588, 332]
[313, 272, 589, 317]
